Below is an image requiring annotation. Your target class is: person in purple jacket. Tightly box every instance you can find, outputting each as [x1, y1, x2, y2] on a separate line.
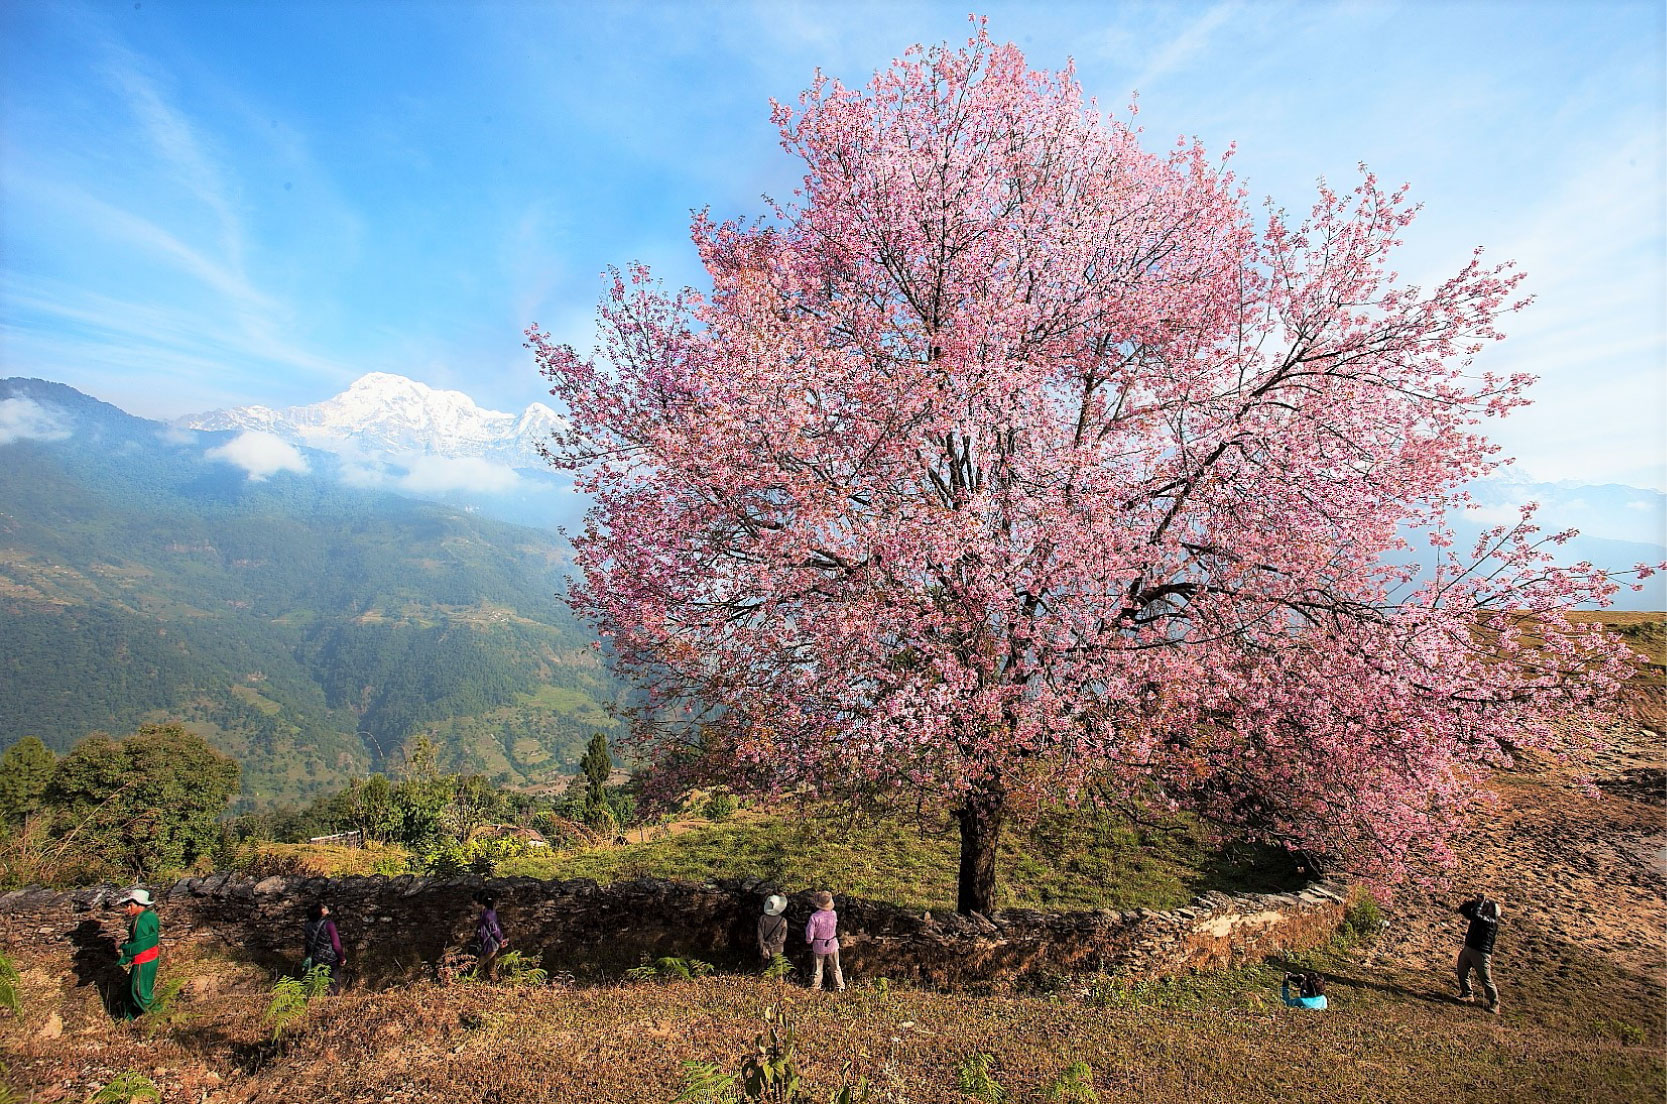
[474, 891, 508, 981]
[302, 902, 348, 993]
[805, 890, 844, 992]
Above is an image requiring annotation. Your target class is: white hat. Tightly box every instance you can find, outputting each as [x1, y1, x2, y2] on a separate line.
[763, 894, 787, 917]
[119, 888, 154, 907]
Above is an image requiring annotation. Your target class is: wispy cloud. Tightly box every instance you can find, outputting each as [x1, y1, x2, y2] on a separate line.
[1125, 2, 1241, 95]
[100, 45, 249, 275]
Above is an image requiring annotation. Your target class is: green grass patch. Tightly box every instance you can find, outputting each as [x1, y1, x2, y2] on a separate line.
[511, 805, 1303, 912]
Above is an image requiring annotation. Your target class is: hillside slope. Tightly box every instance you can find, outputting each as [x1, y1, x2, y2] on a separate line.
[1, 715, 1661, 1102]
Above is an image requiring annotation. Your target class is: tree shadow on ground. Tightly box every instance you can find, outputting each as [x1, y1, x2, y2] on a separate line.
[1187, 839, 1311, 897]
[67, 917, 126, 1018]
[1267, 954, 1462, 1009]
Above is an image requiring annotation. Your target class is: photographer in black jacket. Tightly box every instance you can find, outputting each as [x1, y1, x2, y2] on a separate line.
[1455, 893, 1502, 1014]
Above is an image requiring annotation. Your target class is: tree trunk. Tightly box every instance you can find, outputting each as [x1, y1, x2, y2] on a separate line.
[954, 777, 1006, 914]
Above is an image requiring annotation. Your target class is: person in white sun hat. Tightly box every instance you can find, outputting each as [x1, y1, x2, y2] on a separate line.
[757, 894, 788, 968]
[115, 888, 160, 1019]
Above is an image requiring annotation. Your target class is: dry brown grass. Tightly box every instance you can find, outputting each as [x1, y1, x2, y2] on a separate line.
[2, 949, 1659, 1104]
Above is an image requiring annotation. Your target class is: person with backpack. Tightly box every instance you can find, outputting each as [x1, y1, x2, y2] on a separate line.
[302, 902, 348, 993]
[1455, 893, 1502, 1014]
[757, 894, 788, 967]
[114, 888, 160, 1020]
[474, 891, 508, 981]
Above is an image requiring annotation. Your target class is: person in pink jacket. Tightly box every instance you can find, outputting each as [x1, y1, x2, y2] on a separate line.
[805, 890, 844, 992]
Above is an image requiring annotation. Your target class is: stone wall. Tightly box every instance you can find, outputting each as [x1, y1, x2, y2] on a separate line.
[0, 874, 1349, 990]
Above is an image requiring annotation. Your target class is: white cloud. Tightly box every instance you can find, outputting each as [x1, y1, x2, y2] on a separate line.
[0, 398, 73, 445]
[157, 426, 196, 447]
[205, 430, 309, 480]
[339, 460, 390, 488]
[399, 455, 520, 495]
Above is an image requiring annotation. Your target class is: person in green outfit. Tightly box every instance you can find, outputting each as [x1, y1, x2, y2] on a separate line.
[115, 888, 160, 1020]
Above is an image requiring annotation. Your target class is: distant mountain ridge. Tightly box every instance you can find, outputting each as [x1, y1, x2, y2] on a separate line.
[0, 377, 619, 808]
[179, 372, 564, 468]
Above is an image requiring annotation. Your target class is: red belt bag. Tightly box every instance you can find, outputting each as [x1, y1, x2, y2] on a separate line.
[128, 945, 160, 966]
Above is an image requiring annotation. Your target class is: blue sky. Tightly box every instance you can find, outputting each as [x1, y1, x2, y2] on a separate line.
[2, 0, 1663, 491]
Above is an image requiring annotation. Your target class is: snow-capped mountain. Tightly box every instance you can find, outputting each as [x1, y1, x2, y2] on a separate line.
[179, 373, 563, 467]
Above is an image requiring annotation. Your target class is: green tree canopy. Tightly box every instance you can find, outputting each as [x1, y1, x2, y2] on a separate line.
[45, 723, 240, 879]
[0, 736, 57, 824]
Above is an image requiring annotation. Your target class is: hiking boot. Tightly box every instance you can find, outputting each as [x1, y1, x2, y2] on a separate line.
[1485, 1003, 1500, 1016]
[1457, 993, 1474, 1004]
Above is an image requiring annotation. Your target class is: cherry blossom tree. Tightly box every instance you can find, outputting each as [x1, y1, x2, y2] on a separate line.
[530, 24, 1641, 913]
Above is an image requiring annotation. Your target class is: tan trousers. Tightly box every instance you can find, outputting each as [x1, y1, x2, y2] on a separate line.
[1457, 946, 1497, 1007]
[810, 949, 844, 991]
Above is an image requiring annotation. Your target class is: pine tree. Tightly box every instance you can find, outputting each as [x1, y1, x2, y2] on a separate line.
[580, 732, 611, 820]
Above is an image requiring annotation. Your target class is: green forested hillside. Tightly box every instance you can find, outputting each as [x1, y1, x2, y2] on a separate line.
[0, 378, 620, 806]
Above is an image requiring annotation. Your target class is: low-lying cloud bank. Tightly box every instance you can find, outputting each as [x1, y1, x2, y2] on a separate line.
[398, 454, 522, 494]
[0, 397, 72, 445]
[205, 430, 310, 480]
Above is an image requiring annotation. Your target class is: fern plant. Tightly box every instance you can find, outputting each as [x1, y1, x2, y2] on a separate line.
[263, 964, 333, 1040]
[1041, 1062, 1097, 1103]
[495, 950, 549, 987]
[141, 976, 192, 1037]
[762, 954, 796, 980]
[88, 1072, 162, 1104]
[624, 955, 715, 982]
[0, 951, 19, 1015]
[954, 1053, 1008, 1103]
[674, 1060, 739, 1104]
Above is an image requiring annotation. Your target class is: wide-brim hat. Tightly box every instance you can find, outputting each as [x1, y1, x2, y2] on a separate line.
[119, 888, 154, 907]
[763, 894, 787, 917]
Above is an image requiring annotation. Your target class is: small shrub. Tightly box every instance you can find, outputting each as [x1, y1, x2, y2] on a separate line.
[762, 954, 796, 980]
[704, 792, 738, 822]
[371, 852, 408, 876]
[0, 951, 19, 1014]
[1041, 1061, 1097, 1103]
[740, 1006, 803, 1103]
[87, 1072, 161, 1104]
[1340, 892, 1386, 944]
[828, 1064, 872, 1104]
[465, 836, 529, 877]
[954, 1053, 1008, 1103]
[1591, 1017, 1647, 1046]
[417, 841, 468, 877]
